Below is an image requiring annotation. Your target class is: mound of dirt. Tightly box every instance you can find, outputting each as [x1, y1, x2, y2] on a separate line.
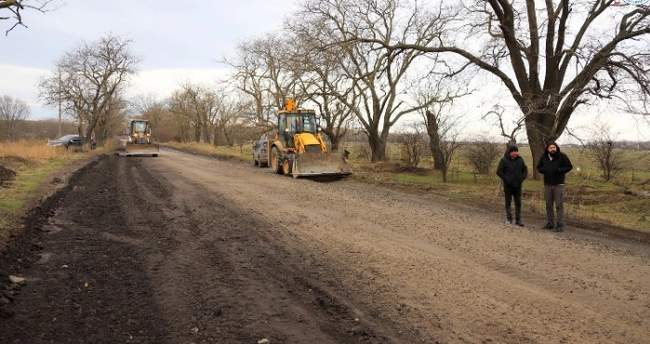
[0, 165, 16, 187]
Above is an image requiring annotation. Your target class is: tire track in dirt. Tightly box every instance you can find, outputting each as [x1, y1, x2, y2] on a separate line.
[117, 157, 409, 343]
[0, 157, 170, 344]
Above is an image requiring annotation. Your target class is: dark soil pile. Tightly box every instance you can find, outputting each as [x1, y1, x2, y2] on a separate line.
[0, 165, 16, 187]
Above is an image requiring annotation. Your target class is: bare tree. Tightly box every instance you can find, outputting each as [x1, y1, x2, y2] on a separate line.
[212, 92, 247, 146]
[227, 34, 302, 129]
[414, 77, 468, 170]
[169, 84, 219, 144]
[290, 34, 358, 151]
[356, 1, 650, 177]
[398, 124, 426, 169]
[0, 0, 55, 34]
[294, 0, 445, 161]
[95, 93, 127, 143]
[586, 123, 623, 181]
[0, 95, 30, 141]
[465, 137, 501, 175]
[40, 35, 137, 140]
[423, 108, 461, 183]
[482, 105, 526, 146]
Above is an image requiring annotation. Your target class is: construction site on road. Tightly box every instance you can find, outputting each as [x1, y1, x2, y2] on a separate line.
[1, 149, 648, 343]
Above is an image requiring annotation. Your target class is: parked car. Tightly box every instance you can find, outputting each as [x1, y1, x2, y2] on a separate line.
[48, 135, 84, 149]
[253, 135, 269, 167]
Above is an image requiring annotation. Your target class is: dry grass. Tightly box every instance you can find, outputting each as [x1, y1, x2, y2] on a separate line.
[0, 140, 106, 245]
[0, 140, 71, 162]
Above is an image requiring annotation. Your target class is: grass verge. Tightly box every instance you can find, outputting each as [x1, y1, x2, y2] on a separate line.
[0, 141, 106, 244]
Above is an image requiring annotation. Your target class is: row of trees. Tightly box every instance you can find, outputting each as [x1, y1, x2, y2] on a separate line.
[224, 0, 649, 179]
[134, 86, 253, 146]
[30, 0, 649, 182]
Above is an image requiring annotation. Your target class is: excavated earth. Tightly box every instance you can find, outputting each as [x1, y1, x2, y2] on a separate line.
[0, 149, 649, 344]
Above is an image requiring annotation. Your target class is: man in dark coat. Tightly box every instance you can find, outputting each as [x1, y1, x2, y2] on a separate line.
[536, 142, 573, 232]
[496, 145, 528, 226]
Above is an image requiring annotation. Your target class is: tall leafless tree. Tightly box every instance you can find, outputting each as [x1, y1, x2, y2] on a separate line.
[289, 31, 358, 151]
[414, 76, 469, 170]
[294, 0, 446, 161]
[423, 106, 461, 183]
[227, 34, 302, 129]
[0, 95, 30, 141]
[356, 1, 650, 176]
[40, 35, 137, 140]
[0, 0, 55, 34]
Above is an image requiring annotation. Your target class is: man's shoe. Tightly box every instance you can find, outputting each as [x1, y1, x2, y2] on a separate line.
[543, 223, 554, 230]
[554, 224, 565, 232]
[515, 221, 525, 227]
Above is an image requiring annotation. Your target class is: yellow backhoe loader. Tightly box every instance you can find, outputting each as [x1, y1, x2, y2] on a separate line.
[118, 119, 159, 157]
[261, 99, 351, 178]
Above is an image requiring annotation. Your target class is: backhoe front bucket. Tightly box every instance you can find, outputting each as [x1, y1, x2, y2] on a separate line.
[292, 152, 352, 178]
[120, 143, 160, 157]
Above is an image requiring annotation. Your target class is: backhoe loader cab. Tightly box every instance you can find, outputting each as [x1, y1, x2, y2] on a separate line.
[261, 99, 351, 178]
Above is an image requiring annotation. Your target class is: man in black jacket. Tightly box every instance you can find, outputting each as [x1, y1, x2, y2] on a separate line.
[496, 145, 528, 226]
[536, 142, 573, 232]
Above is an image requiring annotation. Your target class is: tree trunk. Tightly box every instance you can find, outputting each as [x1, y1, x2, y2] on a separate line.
[424, 111, 443, 170]
[212, 125, 219, 146]
[330, 135, 339, 151]
[194, 124, 201, 143]
[524, 112, 555, 180]
[429, 139, 444, 170]
[368, 131, 387, 162]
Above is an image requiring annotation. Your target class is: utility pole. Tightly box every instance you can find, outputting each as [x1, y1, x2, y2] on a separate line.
[57, 70, 63, 137]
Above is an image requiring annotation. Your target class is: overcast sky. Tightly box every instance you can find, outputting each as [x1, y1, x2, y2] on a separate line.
[0, 0, 295, 117]
[1, 0, 648, 142]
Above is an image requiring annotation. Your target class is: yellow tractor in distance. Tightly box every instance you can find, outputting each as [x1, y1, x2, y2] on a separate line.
[262, 99, 351, 178]
[118, 119, 159, 157]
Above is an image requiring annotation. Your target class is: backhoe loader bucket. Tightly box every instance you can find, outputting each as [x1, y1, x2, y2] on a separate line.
[120, 143, 160, 157]
[292, 152, 352, 178]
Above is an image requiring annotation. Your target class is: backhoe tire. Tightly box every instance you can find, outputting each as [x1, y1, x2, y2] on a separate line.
[271, 147, 283, 174]
[282, 159, 292, 176]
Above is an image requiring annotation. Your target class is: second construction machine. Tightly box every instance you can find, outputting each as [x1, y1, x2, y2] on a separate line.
[118, 119, 160, 157]
[258, 99, 351, 178]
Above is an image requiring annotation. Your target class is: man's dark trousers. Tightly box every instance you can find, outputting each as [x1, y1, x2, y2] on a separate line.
[504, 184, 522, 223]
[544, 184, 565, 226]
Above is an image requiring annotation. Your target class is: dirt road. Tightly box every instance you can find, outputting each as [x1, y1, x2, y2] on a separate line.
[1, 148, 649, 343]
